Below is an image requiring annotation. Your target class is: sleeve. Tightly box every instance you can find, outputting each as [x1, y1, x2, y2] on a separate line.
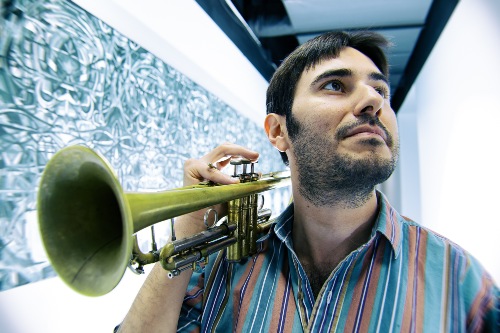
[461, 256, 499, 332]
[177, 269, 205, 332]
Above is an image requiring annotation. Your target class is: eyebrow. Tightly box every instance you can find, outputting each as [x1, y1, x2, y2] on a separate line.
[310, 68, 389, 87]
[369, 72, 389, 85]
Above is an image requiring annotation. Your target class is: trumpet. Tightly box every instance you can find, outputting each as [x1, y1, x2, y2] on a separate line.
[37, 146, 290, 296]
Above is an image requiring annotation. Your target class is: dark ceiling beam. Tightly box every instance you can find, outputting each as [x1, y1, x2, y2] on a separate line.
[195, 0, 276, 80]
[390, 0, 460, 111]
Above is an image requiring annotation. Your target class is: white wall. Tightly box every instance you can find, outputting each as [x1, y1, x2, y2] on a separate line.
[398, 0, 500, 283]
[0, 268, 151, 333]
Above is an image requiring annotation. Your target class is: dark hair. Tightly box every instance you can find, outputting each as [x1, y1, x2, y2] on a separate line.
[266, 31, 390, 165]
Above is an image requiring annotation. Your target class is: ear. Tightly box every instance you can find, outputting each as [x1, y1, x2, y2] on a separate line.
[264, 114, 290, 152]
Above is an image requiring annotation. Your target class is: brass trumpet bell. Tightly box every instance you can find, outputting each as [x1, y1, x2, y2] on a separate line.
[38, 146, 133, 296]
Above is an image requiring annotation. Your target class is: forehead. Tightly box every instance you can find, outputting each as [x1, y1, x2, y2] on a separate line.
[300, 47, 382, 82]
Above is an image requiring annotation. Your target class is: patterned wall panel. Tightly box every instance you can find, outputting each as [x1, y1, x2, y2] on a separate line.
[0, 0, 289, 291]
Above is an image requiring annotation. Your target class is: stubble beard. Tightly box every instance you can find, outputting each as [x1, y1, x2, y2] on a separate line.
[288, 114, 399, 209]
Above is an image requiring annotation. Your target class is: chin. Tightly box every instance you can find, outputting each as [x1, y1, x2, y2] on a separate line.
[342, 145, 393, 160]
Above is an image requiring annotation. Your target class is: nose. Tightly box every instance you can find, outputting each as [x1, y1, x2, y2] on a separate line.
[353, 85, 385, 117]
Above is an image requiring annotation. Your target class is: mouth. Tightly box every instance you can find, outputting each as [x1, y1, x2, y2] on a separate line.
[344, 125, 387, 142]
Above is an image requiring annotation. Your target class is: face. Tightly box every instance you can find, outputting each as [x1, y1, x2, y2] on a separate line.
[285, 47, 399, 207]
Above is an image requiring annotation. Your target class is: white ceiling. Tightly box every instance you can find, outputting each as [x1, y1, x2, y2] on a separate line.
[283, 0, 433, 32]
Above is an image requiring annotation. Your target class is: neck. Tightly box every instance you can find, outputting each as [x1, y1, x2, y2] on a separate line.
[291, 187, 379, 277]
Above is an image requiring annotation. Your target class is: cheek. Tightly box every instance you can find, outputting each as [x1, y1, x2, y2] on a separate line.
[384, 115, 399, 145]
[301, 114, 339, 138]
[291, 95, 349, 136]
[305, 102, 345, 128]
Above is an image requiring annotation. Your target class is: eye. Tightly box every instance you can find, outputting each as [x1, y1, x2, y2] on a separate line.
[374, 86, 390, 99]
[323, 80, 344, 92]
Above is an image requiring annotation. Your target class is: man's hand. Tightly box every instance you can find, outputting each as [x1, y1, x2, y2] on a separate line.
[183, 142, 259, 186]
[175, 143, 260, 237]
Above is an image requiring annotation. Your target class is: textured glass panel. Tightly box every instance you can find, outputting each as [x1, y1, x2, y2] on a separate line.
[0, 0, 290, 291]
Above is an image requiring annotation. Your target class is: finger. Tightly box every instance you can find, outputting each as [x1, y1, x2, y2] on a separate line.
[184, 143, 260, 186]
[216, 158, 232, 169]
[202, 143, 259, 166]
[184, 158, 239, 186]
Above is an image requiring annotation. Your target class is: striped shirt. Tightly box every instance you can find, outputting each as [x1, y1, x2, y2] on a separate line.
[178, 193, 499, 332]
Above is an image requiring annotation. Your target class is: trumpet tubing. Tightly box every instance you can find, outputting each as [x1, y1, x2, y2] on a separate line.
[37, 145, 290, 296]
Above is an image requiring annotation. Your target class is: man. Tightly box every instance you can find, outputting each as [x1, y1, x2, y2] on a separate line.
[118, 31, 498, 332]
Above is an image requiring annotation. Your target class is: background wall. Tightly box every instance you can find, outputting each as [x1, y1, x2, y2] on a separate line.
[0, 0, 499, 332]
[398, 0, 500, 284]
[0, 0, 286, 292]
[0, 0, 288, 332]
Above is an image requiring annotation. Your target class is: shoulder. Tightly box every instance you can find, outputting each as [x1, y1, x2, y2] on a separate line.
[399, 216, 480, 272]
[399, 216, 475, 262]
[397, 216, 498, 330]
[399, 217, 497, 300]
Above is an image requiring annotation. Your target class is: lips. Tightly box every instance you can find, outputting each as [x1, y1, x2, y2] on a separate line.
[344, 125, 387, 141]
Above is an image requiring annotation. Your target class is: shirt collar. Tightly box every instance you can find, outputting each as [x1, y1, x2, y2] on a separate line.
[371, 191, 403, 258]
[271, 203, 295, 249]
[271, 191, 403, 259]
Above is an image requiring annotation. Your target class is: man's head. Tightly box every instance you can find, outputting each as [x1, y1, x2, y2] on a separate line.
[264, 31, 399, 207]
[266, 31, 390, 165]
